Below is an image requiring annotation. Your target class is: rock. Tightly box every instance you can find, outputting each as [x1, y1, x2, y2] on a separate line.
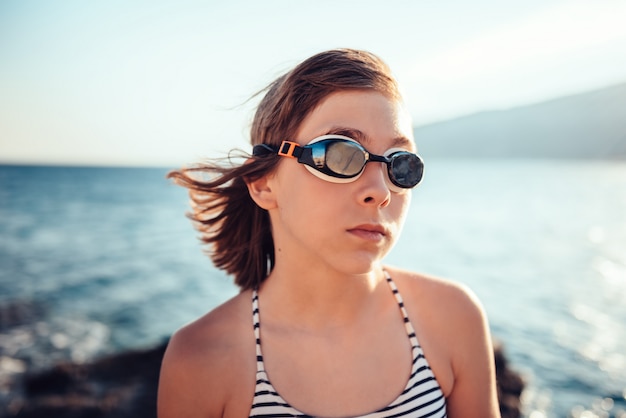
[495, 342, 525, 418]
[2, 341, 168, 418]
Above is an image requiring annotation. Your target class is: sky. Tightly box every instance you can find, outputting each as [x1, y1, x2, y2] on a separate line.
[1, 0, 626, 167]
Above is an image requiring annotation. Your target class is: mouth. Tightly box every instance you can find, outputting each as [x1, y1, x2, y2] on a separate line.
[347, 224, 387, 241]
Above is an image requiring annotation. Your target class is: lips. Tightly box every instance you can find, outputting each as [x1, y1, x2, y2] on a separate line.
[347, 224, 387, 241]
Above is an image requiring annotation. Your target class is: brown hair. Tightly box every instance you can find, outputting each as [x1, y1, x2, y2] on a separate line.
[168, 48, 401, 290]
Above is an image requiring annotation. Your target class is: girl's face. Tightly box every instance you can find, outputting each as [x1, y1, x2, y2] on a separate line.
[268, 90, 416, 276]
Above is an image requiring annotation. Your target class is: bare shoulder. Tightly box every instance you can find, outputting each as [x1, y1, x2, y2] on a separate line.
[385, 265, 490, 359]
[158, 291, 256, 418]
[385, 266, 500, 417]
[386, 266, 486, 322]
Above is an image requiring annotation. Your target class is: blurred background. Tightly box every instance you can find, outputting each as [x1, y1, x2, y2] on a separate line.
[1, 1, 625, 417]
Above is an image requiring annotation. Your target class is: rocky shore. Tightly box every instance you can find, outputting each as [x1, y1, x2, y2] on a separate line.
[1, 341, 167, 418]
[0, 297, 524, 417]
[0, 338, 524, 418]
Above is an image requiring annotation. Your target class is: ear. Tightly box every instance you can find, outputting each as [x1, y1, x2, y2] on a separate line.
[245, 161, 278, 210]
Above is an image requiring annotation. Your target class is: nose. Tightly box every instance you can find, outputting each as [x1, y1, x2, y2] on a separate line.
[357, 162, 391, 207]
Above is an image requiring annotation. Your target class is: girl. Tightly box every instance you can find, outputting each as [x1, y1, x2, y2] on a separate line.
[158, 49, 500, 418]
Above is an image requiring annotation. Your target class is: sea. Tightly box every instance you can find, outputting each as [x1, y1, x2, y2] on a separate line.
[0, 160, 625, 418]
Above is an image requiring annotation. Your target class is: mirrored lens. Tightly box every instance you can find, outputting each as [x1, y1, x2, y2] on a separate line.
[325, 141, 367, 176]
[389, 153, 423, 187]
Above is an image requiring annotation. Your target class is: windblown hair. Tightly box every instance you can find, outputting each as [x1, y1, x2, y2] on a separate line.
[168, 48, 401, 290]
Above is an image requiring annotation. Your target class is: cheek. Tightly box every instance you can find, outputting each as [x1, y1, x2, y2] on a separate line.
[392, 192, 412, 228]
[273, 162, 324, 212]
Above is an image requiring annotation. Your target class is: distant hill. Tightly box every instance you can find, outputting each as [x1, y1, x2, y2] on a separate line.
[414, 82, 626, 159]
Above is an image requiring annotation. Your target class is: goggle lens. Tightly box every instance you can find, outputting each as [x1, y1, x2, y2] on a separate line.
[388, 151, 424, 189]
[324, 140, 367, 177]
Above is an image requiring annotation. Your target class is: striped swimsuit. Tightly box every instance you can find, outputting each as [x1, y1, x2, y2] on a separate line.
[249, 273, 447, 417]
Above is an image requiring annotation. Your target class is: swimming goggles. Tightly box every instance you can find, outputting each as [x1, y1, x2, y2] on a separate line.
[252, 134, 424, 191]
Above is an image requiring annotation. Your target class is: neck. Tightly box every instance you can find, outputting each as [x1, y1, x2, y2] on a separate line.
[258, 262, 388, 330]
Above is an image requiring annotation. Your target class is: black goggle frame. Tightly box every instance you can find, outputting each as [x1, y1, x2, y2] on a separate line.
[253, 135, 424, 191]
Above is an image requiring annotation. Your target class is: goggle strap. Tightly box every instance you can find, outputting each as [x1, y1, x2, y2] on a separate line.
[252, 143, 275, 156]
[278, 141, 302, 159]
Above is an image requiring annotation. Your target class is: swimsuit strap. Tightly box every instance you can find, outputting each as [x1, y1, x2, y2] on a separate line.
[385, 271, 420, 348]
[252, 290, 263, 372]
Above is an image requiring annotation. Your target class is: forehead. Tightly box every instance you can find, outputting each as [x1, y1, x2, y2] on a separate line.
[296, 90, 415, 151]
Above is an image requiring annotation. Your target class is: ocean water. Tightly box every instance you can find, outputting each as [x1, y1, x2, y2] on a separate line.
[0, 161, 625, 417]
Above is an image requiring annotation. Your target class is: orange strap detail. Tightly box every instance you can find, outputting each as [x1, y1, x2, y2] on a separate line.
[277, 141, 299, 158]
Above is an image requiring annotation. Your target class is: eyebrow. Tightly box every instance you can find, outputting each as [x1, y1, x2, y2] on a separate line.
[325, 127, 414, 150]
